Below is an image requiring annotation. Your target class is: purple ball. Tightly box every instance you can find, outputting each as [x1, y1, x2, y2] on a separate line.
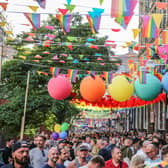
[52, 132, 59, 140]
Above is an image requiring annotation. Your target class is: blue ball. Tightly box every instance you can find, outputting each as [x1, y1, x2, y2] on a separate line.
[59, 131, 67, 139]
[162, 72, 168, 93]
[134, 73, 161, 101]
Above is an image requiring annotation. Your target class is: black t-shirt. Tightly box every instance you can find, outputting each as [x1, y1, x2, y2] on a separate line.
[98, 147, 111, 161]
[56, 163, 66, 168]
[42, 164, 53, 168]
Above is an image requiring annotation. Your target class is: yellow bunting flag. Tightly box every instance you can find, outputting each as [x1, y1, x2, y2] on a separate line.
[19, 56, 26, 60]
[28, 5, 39, 12]
[0, 22, 6, 27]
[5, 31, 12, 35]
[152, 13, 163, 29]
[132, 29, 140, 39]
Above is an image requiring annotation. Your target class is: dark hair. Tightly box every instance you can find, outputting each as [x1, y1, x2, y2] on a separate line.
[90, 155, 105, 168]
[111, 146, 120, 153]
[161, 145, 168, 157]
[37, 134, 46, 141]
[58, 147, 67, 155]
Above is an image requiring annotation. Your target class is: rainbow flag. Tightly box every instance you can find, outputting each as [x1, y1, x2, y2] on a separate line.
[103, 71, 113, 84]
[24, 13, 40, 31]
[68, 69, 78, 83]
[137, 71, 147, 84]
[87, 71, 96, 77]
[50, 67, 60, 77]
[56, 14, 71, 34]
[151, 161, 168, 168]
[162, 30, 168, 44]
[35, 0, 46, 9]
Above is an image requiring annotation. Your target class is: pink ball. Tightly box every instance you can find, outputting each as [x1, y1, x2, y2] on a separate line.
[48, 76, 72, 100]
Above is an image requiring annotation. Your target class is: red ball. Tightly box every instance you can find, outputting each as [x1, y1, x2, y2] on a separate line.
[48, 76, 72, 100]
[80, 76, 106, 102]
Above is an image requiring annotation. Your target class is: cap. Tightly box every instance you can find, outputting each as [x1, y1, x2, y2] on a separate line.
[58, 139, 67, 144]
[12, 141, 29, 153]
[79, 144, 89, 151]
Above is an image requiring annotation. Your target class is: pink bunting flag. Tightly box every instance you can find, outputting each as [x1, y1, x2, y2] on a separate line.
[44, 25, 55, 30]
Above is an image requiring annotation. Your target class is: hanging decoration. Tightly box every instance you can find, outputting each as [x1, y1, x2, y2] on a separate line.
[67, 69, 78, 83]
[28, 6, 39, 12]
[50, 67, 60, 78]
[0, 2, 8, 11]
[103, 71, 113, 84]
[155, 2, 168, 10]
[162, 30, 168, 44]
[35, 0, 46, 9]
[87, 8, 104, 34]
[56, 12, 72, 34]
[24, 13, 40, 31]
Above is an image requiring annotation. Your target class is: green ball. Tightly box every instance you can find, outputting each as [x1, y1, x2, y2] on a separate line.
[61, 122, 69, 131]
[134, 74, 161, 101]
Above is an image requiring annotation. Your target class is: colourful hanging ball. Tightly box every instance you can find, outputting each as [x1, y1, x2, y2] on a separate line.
[108, 76, 134, 102]
[134, 73, 161, 101]
[80, 75, 106, 102]
[48, 76, 72, 100]
[162, 72, 168, 93]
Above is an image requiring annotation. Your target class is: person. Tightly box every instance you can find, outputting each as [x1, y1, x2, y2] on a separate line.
[29, 134, 48, 168]
[56, 147, 69, 168]
[145, 143, 162, 167]
[42, 147, 59, 168]
[29, 136, 37, 150]
[90, 139, 98, 156]
[121, 138, 133, 166]
[80, 155, 105, 168]
[130, 155, 145, 168]
[1, 141, 31, 168]
[151, 144, 168, 168]
[105, 146, 128, 168]
[67, 144, 89, 168]
[97, 139, 111, 161]
[58, 140, 67, 149]
[2, 138, 14, 164]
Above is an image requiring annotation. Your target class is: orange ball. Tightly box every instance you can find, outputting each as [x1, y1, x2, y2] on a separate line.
[80, 76, 106, 102]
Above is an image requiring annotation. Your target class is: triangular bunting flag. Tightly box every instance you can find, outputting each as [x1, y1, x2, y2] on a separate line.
[64, 4, 76, 12]
[132, 28, 140, 39]
[152, 13, 163, 29]
[5, 30, 12, 35]
[99, 0, 104, 5]
[0, 2, 8, 11]
[155, 2, 168, 10]
[58, 8, 69, 15]
[28, 6, 39, 12]
[0, 22, 6, 27]
[35, 0, 45, 9]
[24, 13, 40, 31]
[67, 0, 71, 6]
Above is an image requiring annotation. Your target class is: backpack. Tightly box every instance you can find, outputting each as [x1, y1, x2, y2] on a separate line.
[0, 148, 5, 163]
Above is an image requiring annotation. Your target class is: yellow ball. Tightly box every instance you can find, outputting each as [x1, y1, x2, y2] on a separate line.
[54, 124, 61, 133]
[108, 76, 134, 102]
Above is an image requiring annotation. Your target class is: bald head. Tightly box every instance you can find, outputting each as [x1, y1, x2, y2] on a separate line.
[146, 144, 157, 160]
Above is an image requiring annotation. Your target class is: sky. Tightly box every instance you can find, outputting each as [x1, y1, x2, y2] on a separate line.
[2, 0, 139, 54]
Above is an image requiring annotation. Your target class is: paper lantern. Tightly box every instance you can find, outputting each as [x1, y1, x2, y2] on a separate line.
[80, 76, 106, 102]
[162, 72, 168, 93]
[61, 122, 69, 131]
[54, 124, 61, 132]
[52, 132, 59, 140]
[134, 74, 161, 101]
[59, 131, 67, 139]
[48, 76, 72, 100]
[108, 76, 134, 102]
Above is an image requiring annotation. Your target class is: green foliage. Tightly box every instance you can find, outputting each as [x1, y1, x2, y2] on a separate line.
[0, 13, 120, 138]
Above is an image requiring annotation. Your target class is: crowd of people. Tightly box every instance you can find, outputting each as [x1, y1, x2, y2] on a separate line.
[0, 131, 168, 168]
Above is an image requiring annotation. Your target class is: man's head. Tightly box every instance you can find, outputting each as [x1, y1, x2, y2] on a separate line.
[12, 141, 29, 166]
[48, 147, 59, 164]
[161, 145, 168, 161]
[111, 146, 121, 162]
[87, 155, 105, 168]
[86, 136, 91, 144]
[36, 134, 46, 149]
[77, 144, 89, 159]
[97, 139, 105, 149]
[146, 143, 158, 160]
[58, 140, 67, 148]
[58, 147, 69, 162]
[103, 138, 109, 147]
[6, 138, 14, 148]
[142, 140, 151, 153]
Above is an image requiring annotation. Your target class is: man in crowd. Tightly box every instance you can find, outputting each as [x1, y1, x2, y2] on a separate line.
[29, 134, 48, 168]
[58, 140, 67, 149]
[67, 144, 89, 168]
[2, 138, 14, 164]
[1, 141, 31, 168]
[105, 146, 128, 168]
[97, 139, 111, 161]
[145, 143, 162, 167]
[43, 147, 59, 168]
[80, 155, 105, 168]
[56, 147, 69, 168]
